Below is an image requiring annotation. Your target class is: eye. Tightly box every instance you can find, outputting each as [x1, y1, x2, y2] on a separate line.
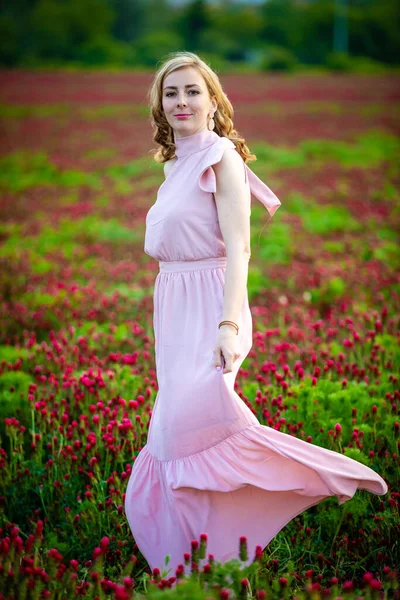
[165, 90, 200, 97]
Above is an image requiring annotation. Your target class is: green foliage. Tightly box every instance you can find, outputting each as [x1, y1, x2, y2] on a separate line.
[302, 130, 400, 168]
[323, 240, 346, 254]
[326, 52, 356, 72]
[0, 102, 148, 121]
[343, 447, 370, 467]
[71, 320, 108, 339]
[133, 31, 185, 67]
[1, 0, 399, 69]
[377, 227, 399, 242]
[0, 150, 153, 195]
[261, 45, 299, 72]
[247, 264, 267, 301]
[20, 291, 62, 308]
[288, 379, 369, 434]
[193, 51, 231, 73]
[0, 14, 19, 67]
[0, 103, 70, 118]
[301, 204, 361, 235]
[0, 151, 102, 193]
[326, 52, 391, 74]
[104, 282, 152, 302]
[251, 131, 400, 173]
[0, 371, 32, 395]
[254, 220, 294, 264]
[372, 241, 400, 265]
[176, 0, 212, 52]
[284, 192, 313, 215]
[0, 345, 30, 362]
[279, 191, 361, 237]
[1, 133, 396, 202]
[377, 181, 399, 202]
[0, 216, 140, 284]
[79, 35, 136, 66]
[105, 156, 153, 181]
[374, 334, 399, 368]
[309, 276, 347, 309]
[80, 216, 139, 244]
[29, 0, 115, 62]
[250, 146, 305, 171]
[0, 371, 33, 440]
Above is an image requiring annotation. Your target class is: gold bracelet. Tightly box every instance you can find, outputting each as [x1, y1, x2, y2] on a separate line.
[218, 320, 239, 335]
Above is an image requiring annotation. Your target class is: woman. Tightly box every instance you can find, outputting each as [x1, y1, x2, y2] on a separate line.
[124, 51, 388, 576]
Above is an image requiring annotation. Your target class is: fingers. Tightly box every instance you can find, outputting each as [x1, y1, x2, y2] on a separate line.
[213, 348, 223, 370]
[213, 348, 241, 373]
[222, 352, 241, 374]
[213, 348, 226, 372]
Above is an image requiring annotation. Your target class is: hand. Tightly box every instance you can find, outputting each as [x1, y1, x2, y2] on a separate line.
[213, 325, 241, 374]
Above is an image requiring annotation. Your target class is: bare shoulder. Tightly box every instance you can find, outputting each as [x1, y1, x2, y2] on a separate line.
[213, 148, 247, 190]
[213, 147, 244, 174]
[163, 157, 178, 177]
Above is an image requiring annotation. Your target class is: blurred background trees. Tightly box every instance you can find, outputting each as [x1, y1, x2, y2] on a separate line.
[0, 0, 398, 71]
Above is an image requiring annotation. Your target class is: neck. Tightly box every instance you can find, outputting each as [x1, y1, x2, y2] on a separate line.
[173, 129, 219, 158]
[174, 127, 209, 140]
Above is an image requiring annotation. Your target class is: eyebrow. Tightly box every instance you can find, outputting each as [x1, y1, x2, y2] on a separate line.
[163, 84, 200, 90]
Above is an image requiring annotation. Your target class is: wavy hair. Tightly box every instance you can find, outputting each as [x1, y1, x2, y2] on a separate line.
[147, 51, 256, 165]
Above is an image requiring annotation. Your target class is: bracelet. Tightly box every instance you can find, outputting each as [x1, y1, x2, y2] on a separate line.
[218, 320, 239, 335]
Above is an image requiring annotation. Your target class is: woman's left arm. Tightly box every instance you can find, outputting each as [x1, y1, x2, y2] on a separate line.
[212, 148, 252, 373]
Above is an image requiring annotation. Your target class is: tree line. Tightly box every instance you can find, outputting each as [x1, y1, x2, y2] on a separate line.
[0, 0, 398, 70]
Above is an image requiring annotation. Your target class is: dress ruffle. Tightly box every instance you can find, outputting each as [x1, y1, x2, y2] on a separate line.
[125, 422, 388, 573]
[198, 137, 236, 193]
[198, 137, 282, 218]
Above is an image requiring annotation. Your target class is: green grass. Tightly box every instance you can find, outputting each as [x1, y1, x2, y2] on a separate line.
[0, 216, 140, 262]
[251, 129, 400, 171]
[1, 130, 398, 195]
[0, 102, 147, 119]
[273, 191, 361, 235]
[0, 103, 71, 118]
[322, 240, 346, 253]
[302, 203, 361, 235]
[103, 283, 153, 302]
[0, 151, 102, 193]
[253, 219, 294, 264]
[309, 276, 347, 308]
[0, 345, 31, 362]
[0, 150, 155, 193]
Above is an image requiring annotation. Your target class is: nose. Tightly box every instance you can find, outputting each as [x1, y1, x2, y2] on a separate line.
[177, 94, 187, 107]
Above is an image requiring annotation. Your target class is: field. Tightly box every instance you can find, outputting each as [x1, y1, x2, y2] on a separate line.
[0, 71, 399, 599]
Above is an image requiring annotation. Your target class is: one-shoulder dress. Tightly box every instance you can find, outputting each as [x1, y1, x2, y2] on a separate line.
[124, 129, 388, 574]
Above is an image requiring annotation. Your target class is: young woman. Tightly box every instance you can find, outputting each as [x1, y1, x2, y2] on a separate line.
[124, 51, 387, 576]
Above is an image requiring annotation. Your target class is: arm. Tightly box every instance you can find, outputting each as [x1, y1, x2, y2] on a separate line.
[212, 149, 251, 371]
[214, 148, 251, 328]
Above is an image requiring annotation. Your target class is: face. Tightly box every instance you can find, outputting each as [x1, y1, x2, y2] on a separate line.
[162, 66, 217, 138]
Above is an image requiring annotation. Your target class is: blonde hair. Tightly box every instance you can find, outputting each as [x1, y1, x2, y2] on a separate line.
[147, 51, 256, 165]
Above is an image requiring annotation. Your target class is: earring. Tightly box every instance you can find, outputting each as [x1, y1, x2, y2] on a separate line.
[208, 112, 215, 131]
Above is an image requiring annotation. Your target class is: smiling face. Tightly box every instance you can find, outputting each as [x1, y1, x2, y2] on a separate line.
[162, 66, 217, 139]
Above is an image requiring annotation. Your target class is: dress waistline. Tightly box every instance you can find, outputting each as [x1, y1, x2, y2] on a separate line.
[159, 256, 227, 273]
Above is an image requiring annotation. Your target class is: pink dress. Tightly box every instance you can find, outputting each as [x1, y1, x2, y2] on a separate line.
[124, 129, 388, 575]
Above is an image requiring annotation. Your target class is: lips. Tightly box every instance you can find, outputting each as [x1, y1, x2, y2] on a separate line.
[175, 114, 192, 117]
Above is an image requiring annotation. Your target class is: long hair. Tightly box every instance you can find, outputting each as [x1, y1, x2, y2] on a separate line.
[147, 51, 256, 165]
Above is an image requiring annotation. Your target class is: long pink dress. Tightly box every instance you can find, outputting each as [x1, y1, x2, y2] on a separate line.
[124, 129, 388, 575]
